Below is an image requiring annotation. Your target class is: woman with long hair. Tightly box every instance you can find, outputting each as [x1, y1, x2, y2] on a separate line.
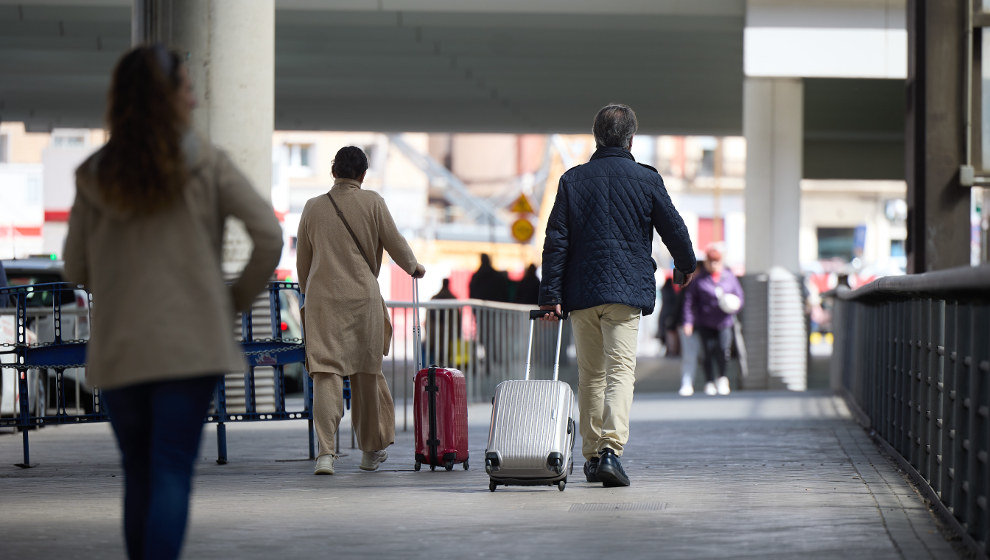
[63, 44, 283, 559]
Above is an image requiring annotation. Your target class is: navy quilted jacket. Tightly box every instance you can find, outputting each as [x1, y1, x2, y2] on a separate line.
[538, 147, 697, 316]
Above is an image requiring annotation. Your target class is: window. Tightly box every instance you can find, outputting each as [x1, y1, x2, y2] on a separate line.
[817, 227, 860, 262]
[286, 143, 314, 177]
[51, 129, 88, 148]
[890, 239, 906, 258]
[52, 135, 84, 147]
[696, 137, 717, 178]
[982, 28, 990, 169]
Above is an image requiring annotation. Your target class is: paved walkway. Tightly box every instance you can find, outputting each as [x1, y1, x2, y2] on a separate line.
[0, 383, 964, 560]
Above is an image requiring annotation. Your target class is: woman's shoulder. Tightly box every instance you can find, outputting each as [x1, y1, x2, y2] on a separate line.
[300, 193, 328, 215]
[354, 188, 385, 203]
[351, 188, 387, 212]
[181, 131, 216, 172]
[74, 146, 104, 184]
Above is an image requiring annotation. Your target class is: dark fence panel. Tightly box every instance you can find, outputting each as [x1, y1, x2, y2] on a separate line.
[831, 265, 990, 556]
[0, 282, 312, 466]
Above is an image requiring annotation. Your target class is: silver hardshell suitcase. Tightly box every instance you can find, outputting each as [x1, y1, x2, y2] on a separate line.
[485, 311, 575, 491]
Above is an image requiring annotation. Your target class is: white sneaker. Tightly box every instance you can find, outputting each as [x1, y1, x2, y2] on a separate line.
[359, 449, 388, 471]
[716, 376, 731, 395]
[314, 454, 335, 475]
[704, 382, 717, 396]
[678, 384, 694, 397]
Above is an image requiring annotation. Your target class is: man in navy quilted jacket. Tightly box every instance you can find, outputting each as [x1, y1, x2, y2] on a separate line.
[538, 104, 698, 487]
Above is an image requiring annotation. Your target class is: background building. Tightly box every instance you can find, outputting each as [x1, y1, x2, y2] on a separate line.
[2, 124, 906, 306]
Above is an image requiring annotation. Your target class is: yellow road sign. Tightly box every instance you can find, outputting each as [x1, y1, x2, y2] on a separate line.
[509, 193, 535, 215]
[511, 218, 535, 243]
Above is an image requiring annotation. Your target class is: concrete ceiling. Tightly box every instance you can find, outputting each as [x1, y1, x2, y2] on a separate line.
[0, 0, 905, 180]
[274, 8, 745, 134]
[804, 78, 905, 181]
[0, 0, 746, 135]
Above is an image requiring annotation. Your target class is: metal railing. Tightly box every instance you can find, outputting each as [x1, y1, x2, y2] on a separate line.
[0, 282, 311, 466]
[1, 280, 573, 466]
[831, 265, 990, 557]
[384, 298, 575, 431]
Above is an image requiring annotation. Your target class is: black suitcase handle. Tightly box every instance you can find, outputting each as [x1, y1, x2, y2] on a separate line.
[529, 309, 564, 320]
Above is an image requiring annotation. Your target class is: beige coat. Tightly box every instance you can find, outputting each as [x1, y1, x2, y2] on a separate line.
[296, 179, 419, 376]
[64, 132, 283, 390]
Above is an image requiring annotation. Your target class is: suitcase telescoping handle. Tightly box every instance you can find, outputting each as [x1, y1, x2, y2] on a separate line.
[412, 277, 426, 371]
[525, 309, 565, 382]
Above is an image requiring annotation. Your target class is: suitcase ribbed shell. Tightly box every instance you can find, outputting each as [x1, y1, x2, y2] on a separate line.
[486, 379, 574, 480]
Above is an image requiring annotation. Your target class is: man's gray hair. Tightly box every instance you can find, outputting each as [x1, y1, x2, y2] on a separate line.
[593, 103, 638, 149]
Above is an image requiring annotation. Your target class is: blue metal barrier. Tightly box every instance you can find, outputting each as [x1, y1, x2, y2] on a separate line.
[0, 281, 317, 467]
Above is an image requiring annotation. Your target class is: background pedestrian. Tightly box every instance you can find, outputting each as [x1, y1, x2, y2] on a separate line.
[682, 244, 744, 395]
[296, 145, 425, 475]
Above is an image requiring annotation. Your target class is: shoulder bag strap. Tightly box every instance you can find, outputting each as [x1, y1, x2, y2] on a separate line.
[326, 192, 376, 274]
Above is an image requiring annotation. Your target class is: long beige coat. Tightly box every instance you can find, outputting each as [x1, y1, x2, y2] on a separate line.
[296, 179, 419, 376]
[64, 132, 283, 390]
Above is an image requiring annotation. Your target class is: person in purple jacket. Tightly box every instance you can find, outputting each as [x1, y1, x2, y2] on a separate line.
[682, 244, 744, 395]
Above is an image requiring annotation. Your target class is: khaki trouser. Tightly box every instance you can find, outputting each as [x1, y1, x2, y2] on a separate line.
[570, 303, 641, 460]
[313, 372, 395, 458]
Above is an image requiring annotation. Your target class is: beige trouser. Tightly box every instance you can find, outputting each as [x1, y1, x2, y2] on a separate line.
[313, 372, 395, 458]
[570, 303, 641, 460]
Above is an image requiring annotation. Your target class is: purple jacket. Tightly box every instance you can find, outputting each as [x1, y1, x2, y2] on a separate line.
[682, 269, 744, 330]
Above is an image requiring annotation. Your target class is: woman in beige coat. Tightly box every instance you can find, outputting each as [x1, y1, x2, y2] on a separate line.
[296, 146, 424, 475]
[64, 45, 282, 560]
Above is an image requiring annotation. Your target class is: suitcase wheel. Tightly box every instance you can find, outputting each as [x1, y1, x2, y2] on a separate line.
[489, 480, 497, 492]
[463, 460, 469, 470]
[414, 461, 421, 471]
[557, 479, 566, 492]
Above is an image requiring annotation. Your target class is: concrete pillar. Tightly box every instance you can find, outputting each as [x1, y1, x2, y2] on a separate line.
[905, 0, 971, 272]
[132, 0, 275, 272]
[743, 77, 803, 275]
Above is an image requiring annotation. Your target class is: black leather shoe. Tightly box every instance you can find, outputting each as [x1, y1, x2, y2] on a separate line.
[596, 448, 630, 487]
[583, 457, 600, 483]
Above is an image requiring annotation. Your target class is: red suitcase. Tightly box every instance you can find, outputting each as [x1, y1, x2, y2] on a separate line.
[413, 365, 469, 471]
[411, 278, 469, 471]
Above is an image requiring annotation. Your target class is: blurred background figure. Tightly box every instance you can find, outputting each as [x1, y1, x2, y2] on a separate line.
[63, 44, 283, 560]
[681, 244, 744, 396]
[468, 253, 509, 374]
[657, 276, 680, 357]
[468, 253, 509, 302]
[514, 263, 541, 305]
[426, 277, 466, 368]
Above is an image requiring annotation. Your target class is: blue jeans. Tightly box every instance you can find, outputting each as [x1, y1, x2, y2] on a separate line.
[678, 326, 699, 388]
[103, 375, 219, 560]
